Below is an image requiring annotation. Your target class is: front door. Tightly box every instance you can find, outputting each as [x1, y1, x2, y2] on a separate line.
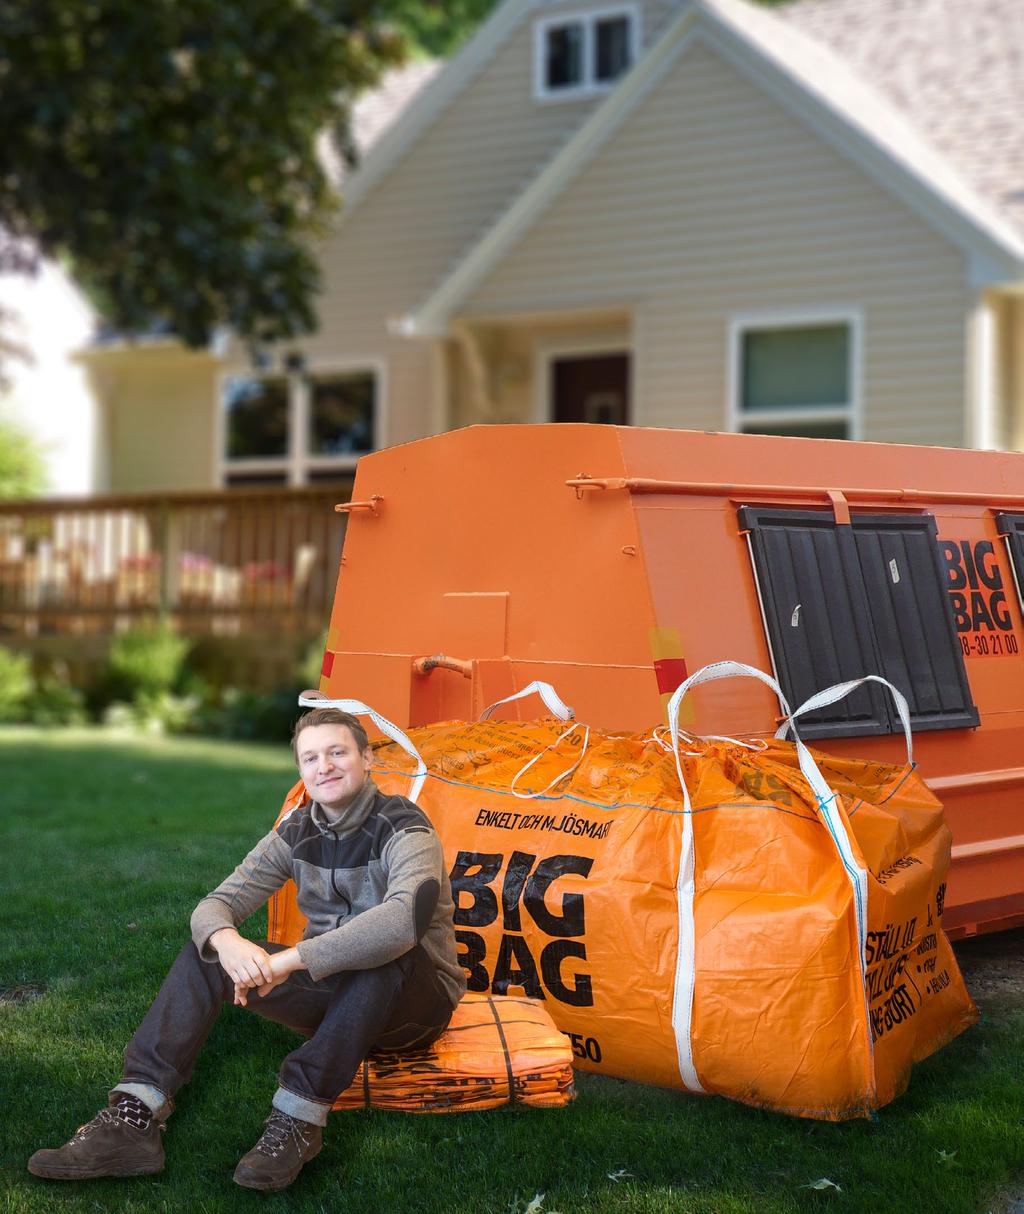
[550, 352, 631, 424]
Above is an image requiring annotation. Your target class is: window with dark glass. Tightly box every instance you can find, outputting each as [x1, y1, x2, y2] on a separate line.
[310, 373, 376, 456]
[224, 471, 289, 489]
[225, 377, 289, 459]
[738, 322, 852, 440]
[538, 8, 636, 97]
[221, 366, 377, 488]
[739, 506, 978, 738]
[595, 15, 631, 82]
[546, 22, 585, 90]
[740, 421, 849, 441]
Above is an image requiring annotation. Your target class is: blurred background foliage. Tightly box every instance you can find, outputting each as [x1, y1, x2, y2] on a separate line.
[0, 1, 407, 350]
[0, 419, 46, 498]
[392, 0, 497, 55]
[0, 624, 328, 739]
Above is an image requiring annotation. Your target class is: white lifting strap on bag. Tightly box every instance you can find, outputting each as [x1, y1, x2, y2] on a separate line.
[479, 680, 581, 799]
[664, 660, 798, 1096]
[663, 660, 892, 1099]
[776, 674, 915, 772]
[665, 660, 795, 814]
[479, 680, 575, 722]
[664, 663, 880, 951]
[297, 691, 428, 804]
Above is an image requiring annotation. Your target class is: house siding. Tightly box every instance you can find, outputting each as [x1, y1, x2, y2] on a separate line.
[290, 0, 674, 445]
[98, 354, 218, 493]
[461, 37, 971, 446]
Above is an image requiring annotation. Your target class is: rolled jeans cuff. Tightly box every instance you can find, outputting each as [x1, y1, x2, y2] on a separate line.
[272, 1085, 331, 1128]
[112, 1081, 173, 1122]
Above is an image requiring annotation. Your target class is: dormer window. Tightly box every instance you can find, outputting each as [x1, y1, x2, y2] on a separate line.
[535, 6, 639, 101]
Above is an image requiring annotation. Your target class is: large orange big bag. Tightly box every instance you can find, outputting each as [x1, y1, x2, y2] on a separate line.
[269, 662, 977, 1120]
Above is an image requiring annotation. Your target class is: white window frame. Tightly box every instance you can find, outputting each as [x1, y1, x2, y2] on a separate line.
[215, 356, 386, 487]
[726, 307, 864, 441]
[533, 4, 641, 103]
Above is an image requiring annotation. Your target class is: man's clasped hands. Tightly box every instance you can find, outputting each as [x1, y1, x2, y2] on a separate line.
[209, 928, 305, 1006]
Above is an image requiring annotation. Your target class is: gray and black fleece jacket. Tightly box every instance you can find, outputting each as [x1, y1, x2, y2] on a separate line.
[190, 779, 466, 1008]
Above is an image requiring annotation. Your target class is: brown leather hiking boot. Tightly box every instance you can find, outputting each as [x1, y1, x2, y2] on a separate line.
[233, 1109, 322, 1192]
[27, 1098, 164, 1180]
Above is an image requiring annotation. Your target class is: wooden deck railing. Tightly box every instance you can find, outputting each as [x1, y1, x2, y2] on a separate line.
[0, 484, 352, 639]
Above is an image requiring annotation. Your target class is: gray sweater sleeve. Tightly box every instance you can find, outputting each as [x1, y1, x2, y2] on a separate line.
[295, 828, 444, 982]
[190, 829, 294, 961]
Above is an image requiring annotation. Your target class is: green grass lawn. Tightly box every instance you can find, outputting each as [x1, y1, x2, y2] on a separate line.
[1, 726, 1022, 1214]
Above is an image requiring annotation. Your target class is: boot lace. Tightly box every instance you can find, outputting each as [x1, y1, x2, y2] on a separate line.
[72, 1109, 121, 1140]
[73, 1097, 153, 1139]
[254, 1110, 312, 1160]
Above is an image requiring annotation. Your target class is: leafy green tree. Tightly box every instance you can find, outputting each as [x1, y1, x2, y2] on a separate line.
[0, 1, 407, 349]
[0, 418, 46, 497]
[390, 0, 497, 56]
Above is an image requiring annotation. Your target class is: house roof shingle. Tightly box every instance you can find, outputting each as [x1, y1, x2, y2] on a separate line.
[316, 59, 441, 186]
[780, 0, 1024, 236]
[350, 59, 441, 158]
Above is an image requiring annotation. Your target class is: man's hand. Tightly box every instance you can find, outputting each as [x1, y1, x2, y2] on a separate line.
[233, 947, 305, 1006]
[254, 947, 304, 999]
[210, 928, 275, 1004]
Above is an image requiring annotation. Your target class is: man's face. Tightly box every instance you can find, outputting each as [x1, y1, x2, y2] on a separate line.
[296, 723, 373, 813]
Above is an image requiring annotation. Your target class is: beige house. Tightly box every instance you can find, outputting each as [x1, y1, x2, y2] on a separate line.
[82, 0, 1024, 493]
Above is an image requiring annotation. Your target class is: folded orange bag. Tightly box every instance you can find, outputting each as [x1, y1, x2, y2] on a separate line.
[334, 993, 574, 1112]
[270, 662, 977, 1120]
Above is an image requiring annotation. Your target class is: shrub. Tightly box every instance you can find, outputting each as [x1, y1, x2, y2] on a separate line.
[102, 691, 201, 735]
[106, 624, 191, 701]
[0, 646, 32, 722]
[139, 690, 202, 734]
[0, 419, 47, 498]
[27, 678, 87, 726]
[203, 686, 302, 743]
[102, 701, 147, 732]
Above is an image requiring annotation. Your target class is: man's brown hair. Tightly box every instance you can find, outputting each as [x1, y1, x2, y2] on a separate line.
[291, 708, 370, 762]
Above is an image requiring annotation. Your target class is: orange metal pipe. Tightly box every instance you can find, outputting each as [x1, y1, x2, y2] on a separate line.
[412, 654, 474, 678]
[336, 495, 383, 515]
[566, 477, 1024, 508]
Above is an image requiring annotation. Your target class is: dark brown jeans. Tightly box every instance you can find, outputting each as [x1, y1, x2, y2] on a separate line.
[119, 940, 453, 1126]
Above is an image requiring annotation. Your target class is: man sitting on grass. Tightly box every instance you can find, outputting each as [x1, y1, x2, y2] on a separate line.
[28, 707, 465, 1192]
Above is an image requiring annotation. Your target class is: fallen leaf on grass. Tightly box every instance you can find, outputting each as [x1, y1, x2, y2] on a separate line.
[936, 1149, 958, 1166]
[519, 1193, 564, 1214]
[802, 1177, 842, 1193]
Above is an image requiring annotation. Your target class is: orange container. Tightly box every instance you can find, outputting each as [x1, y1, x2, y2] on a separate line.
[318, 424, 1024, 938]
